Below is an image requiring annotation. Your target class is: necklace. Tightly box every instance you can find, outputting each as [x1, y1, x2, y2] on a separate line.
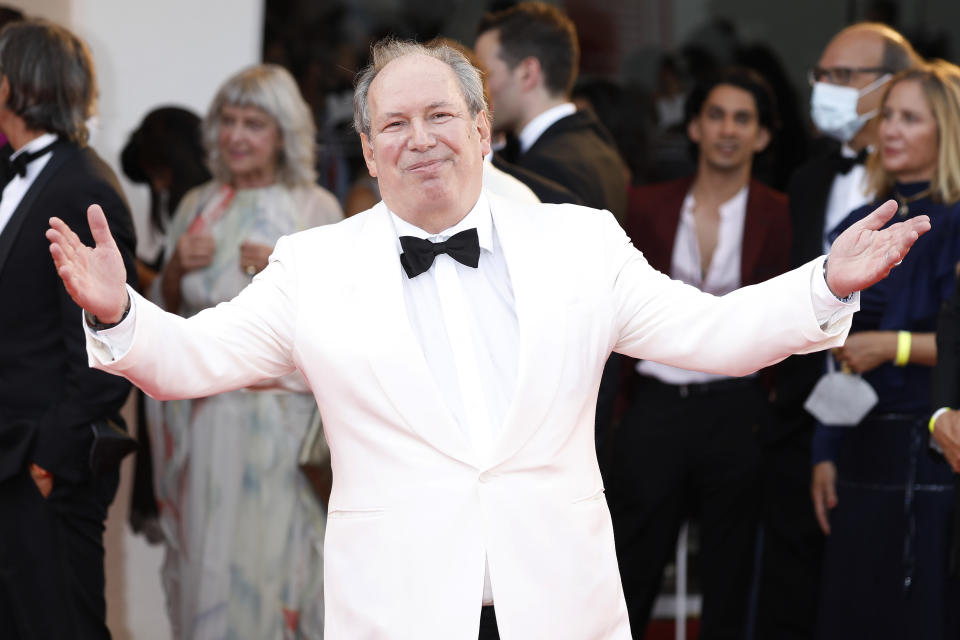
[894, 186, 932, 217]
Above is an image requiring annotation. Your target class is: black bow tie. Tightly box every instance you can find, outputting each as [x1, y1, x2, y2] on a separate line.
[399, 228, 481, 278]
[0, 140, 58, 192]
[831, 148, 868, 175]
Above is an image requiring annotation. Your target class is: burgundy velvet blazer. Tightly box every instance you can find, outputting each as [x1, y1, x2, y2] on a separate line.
[625, 176, 791, 288]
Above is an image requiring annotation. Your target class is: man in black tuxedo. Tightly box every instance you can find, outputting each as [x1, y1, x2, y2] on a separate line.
[475, 2, 630, 462]
[0, 19, 137, 639]
[757, 23, 920, 640]
[475, 2, 628, 223]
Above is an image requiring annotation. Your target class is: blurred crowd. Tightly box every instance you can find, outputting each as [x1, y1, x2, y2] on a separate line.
[3, 1, 960, 639]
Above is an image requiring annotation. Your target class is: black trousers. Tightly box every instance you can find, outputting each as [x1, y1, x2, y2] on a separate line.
[0, 468, 119, 639]
[478, 605, 500, 639]
[606, 375, 766, 640]
[752, 425, 824, 640]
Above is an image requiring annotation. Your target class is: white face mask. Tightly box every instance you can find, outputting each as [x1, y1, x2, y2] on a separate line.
[810, 73, 891, 143]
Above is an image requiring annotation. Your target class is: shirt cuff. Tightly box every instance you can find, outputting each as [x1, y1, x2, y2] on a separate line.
[810, 255, 859, 329]
[83, 284, 138, 362]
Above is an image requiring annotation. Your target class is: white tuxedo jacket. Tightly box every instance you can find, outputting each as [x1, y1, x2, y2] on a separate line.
[89, 193, 851, 639]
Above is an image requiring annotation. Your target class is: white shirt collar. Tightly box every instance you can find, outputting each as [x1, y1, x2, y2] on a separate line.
[10, 132, 58, 161]
[390, 191, 494, 254]
[518, 102, 576, 154]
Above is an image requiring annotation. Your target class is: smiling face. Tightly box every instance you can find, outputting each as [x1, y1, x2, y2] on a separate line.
[217, 104, 281, 188]
[878, 79, 939, 183]
[360, 54, 491, 231]
[688, 84, 770, 174]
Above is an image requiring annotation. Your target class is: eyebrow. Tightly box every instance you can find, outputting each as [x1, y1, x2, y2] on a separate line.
[381, 101, 458, 120]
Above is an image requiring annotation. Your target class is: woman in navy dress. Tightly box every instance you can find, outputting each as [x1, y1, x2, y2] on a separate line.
[812, 60, 960, 639]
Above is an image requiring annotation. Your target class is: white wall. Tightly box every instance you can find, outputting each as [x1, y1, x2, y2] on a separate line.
[6, 1, 263, 637]
[9, 0, 264, 257]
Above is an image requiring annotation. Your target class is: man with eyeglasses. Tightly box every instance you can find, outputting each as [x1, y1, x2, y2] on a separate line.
[756, 22, 921, 640]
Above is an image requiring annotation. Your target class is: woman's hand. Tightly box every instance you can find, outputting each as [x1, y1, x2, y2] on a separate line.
[834, 331, 896, 373]
[811, 461, 838, 535]
[173, 233, 216, 272]
[239, 241, 272, 276]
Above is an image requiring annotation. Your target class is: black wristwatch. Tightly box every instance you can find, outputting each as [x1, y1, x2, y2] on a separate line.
[84, 295, 132, 331]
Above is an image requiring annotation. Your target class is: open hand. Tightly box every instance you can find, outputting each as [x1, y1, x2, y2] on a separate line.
[46, 205, 129, 323]
[826, 200, 930, 298]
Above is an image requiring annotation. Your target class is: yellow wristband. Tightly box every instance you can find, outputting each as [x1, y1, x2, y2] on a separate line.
[895, 331, 911, 367]
[930, 407, 951, 434]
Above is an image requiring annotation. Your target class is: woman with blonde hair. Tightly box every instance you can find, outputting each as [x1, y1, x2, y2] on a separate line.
[811, 59, 960, 638]
[152, 64, 342, 639]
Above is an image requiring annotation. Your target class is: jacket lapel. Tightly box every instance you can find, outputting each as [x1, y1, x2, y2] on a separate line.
[741, 179, 767, 286]
[487, 194, 567, 467]
[0, 143, 73, 276]
[354, 204, 476, 467]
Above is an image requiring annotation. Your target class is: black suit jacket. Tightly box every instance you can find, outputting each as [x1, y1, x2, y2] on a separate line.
[515, 109, 628, 222]
[769, 148, 852, 444]
[0, 141, 137, 484]
[489, 153, 583, 206]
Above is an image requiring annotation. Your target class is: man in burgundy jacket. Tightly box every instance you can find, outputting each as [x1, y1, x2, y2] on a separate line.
[606, 67, 791, 639]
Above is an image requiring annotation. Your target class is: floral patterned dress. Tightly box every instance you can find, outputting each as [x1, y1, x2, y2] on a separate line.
[148, 181, 342, 639]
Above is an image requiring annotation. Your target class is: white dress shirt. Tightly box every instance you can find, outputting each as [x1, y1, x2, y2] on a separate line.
[823, 145, 872, 252]
[518, 102, 576, 154]
[0, 132, 58, 234]
[637, 186, 750, 385]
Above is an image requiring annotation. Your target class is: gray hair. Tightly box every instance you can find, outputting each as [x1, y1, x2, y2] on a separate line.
[353, 39, 490, 139]
[204, 64, 316, 187]
[0, 19, 96, 144]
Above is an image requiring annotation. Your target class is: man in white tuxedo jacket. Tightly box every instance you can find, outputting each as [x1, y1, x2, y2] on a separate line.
[48, 41, 929, 640]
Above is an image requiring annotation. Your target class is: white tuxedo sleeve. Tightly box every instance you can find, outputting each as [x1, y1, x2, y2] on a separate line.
[84, 236, 301, 400]
[84, 285, 138, 362]
[605, 212, 856, 376]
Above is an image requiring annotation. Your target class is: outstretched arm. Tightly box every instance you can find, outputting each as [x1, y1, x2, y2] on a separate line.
[47, 204, 130, 323]
[825, 199, 930, 298]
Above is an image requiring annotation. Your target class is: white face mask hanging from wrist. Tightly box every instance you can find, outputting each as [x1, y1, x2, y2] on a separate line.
[810, 73, 892, 143]
[804, 353, 878, 426]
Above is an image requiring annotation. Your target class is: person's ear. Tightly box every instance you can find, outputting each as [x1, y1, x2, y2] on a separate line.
[687, 117, 702, 144]
[753, 126, 771, 153]
[476, 110, 492, 156]
[360, 133, 378, 178]
[517, 57, 541, 92]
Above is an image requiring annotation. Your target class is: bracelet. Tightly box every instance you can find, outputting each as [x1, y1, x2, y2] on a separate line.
[84, 294, 132, 331]
[930, 407, 951, 434]
[894, 331, 911, 366]
[822, 256, 855, 303]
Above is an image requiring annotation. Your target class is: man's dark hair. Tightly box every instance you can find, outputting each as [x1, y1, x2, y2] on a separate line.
[477, 2, 579, 98]
[0, 19, 96, 144]
[684, 66, 780, 134]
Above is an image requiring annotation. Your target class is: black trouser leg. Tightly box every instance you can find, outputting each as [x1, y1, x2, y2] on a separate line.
[0, 468, 118, 639]
[478, 605, 500, 640]
[607, 378, 765, 640]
